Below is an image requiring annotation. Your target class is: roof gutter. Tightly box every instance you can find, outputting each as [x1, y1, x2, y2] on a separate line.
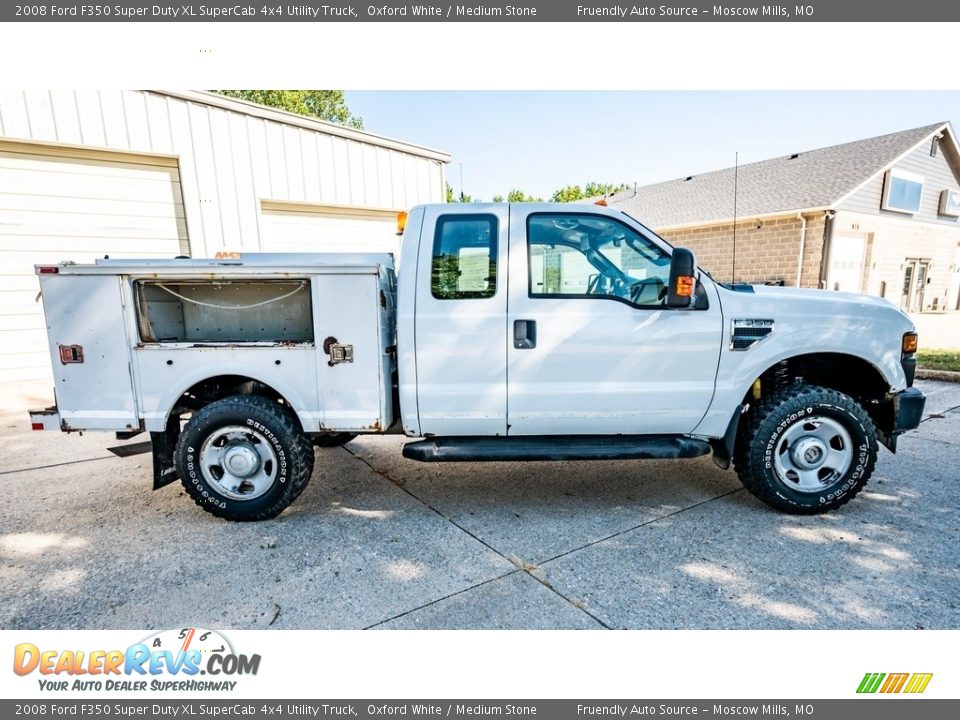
[818, 210, 837, 290]
[795, 212, 807, 288]
[647, 206, 829, 232]
[149, 90, 452, 163]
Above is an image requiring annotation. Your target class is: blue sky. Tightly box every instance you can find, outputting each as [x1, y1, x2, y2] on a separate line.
[345, 91, 960, 201]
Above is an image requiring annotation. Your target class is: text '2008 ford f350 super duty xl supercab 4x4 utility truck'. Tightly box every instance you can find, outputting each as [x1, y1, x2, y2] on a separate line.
[28, 203, 926, 521]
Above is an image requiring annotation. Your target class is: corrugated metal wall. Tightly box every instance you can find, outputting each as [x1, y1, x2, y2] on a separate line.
[0, 90, 447, 257]
[0, 90, 447, 394]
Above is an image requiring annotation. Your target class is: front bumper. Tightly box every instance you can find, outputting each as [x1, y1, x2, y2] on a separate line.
[892, 387, 926, 432]
[878, 387, 926, 452]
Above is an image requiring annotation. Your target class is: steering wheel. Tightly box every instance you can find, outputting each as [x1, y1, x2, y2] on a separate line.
[629, 278, 666, 305]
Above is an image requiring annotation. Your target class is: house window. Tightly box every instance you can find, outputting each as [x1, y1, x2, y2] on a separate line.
[939, 189, 960, 218]
[431, 215, 498, 299]
[881, 168, 924, 214]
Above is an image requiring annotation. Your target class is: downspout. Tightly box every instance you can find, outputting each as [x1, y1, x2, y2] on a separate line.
[818, 210, 836, 290]
[794, 212, 807, 287]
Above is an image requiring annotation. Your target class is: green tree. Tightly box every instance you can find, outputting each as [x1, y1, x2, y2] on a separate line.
[552, 182, 629, 203]
[551, 185, 584, 203]
[446, 181, 474, 203]
[583, 181, 628, 198]
[491, 194, 504, 203]
[506, 189, 542, 203]
[212, 90, 363, 129]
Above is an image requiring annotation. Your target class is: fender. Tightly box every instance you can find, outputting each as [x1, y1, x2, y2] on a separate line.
[142, 364, 320, 433]
[708, 406, 744, 470]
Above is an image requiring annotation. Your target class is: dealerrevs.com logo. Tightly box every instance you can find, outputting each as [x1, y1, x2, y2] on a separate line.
[857, 672, 933, 694]
[13, 627, 260, 692]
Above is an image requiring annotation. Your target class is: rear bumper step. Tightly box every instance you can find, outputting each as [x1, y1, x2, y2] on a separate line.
[28, 407, 61, 431]
[402, 435, 712, 462]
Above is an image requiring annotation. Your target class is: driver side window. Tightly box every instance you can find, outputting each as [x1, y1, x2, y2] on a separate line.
[527, 213, 672, 306]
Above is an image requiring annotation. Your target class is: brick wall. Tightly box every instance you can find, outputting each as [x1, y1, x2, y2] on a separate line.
[658, 213, 826, 287]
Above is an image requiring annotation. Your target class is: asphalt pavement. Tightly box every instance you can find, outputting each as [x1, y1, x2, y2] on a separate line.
[1, 380, 957, 630]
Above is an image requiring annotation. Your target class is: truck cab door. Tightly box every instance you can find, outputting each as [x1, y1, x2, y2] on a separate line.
[506, 207, 723, 436]
[412, 205, 510, 436]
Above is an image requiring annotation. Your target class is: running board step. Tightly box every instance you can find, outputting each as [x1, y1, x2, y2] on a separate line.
[402, 436, 711, 462]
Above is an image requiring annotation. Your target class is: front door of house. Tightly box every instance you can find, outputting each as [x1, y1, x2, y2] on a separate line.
[901, 259, 930, 313]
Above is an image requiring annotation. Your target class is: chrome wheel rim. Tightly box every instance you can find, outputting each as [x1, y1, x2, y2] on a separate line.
[199, 425, 278, 501]
[773, 415, 853, 493]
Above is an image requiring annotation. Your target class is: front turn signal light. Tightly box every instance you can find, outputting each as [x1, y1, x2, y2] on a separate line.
[676, 275, 695, 297]
[396, 211, 408, 236]
[902, 332, 918, 354]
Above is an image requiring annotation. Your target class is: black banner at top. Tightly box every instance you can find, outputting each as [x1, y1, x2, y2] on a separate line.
[4, 0, 960, 22]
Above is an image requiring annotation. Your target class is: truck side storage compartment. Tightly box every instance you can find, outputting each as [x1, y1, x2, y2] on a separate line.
[315, 272, 394, 432]
[38, 273, 138, 432]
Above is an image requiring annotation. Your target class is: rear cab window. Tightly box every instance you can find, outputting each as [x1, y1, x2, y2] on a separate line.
[431, 215, 498, 300]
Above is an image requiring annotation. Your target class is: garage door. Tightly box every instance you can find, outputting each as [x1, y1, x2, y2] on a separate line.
[0, 142, 188, 387]
[259, 201, 400, 255]
[825, 233, 866, 293]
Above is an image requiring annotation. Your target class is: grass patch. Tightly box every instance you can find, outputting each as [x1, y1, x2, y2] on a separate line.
[916, 349, 960, 372]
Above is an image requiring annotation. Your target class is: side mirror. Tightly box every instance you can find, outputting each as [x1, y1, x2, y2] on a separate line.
[667, 247, 697, 308]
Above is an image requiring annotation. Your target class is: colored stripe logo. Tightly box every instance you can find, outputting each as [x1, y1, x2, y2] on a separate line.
[857, 672, 933, 694]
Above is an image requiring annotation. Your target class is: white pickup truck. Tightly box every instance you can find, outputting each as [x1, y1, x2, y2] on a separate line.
[29, 203, 925, 520]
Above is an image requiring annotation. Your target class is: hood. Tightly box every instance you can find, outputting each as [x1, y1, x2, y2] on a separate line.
[748, 284, 905, 313]
[718, 282, 916, 346]
[712, 281, 916, 394]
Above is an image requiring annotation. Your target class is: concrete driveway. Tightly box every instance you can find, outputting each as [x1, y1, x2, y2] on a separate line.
[1, 380, 958, 630]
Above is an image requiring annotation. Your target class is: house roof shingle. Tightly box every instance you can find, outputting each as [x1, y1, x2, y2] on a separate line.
[604, 122, 949, 228]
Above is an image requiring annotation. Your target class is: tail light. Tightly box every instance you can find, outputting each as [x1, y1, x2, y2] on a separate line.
[59, 345, 84, 364]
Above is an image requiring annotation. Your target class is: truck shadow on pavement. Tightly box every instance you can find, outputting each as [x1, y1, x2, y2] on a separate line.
[0, 421, 956, 630]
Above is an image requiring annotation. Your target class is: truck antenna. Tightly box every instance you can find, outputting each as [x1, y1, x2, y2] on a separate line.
[459, 163, 465, 203]
[731, 151, 739, 285]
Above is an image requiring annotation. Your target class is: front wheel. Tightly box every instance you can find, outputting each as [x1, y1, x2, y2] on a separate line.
[733, 384, 878, 514]
[175, 395, 314, 521]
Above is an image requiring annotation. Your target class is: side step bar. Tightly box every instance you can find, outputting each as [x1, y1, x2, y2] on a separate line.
[402, 435, 711, 463]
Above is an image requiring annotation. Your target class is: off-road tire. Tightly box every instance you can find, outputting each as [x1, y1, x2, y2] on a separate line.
[733, 384, 878, 514]
[312, 432, 357, 448]
[175, 395, 314, 521]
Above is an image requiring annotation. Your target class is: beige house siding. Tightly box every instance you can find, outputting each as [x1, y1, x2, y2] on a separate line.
[832, 210, 960, 312]
[839, 133, 960, 226]
[659, 212, 825, 288]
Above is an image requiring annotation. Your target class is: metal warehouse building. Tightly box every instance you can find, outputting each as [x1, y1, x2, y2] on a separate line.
[0, 90, 449, 392]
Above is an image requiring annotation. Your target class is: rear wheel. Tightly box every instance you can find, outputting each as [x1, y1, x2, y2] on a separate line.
[733, 384, 878, 514]
[175, 395, 314, 521]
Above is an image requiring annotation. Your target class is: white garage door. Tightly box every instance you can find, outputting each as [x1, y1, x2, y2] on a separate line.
[826, 233, 866, 293]
[0, 143, 188, 387]
[259, 201, 400, 255]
